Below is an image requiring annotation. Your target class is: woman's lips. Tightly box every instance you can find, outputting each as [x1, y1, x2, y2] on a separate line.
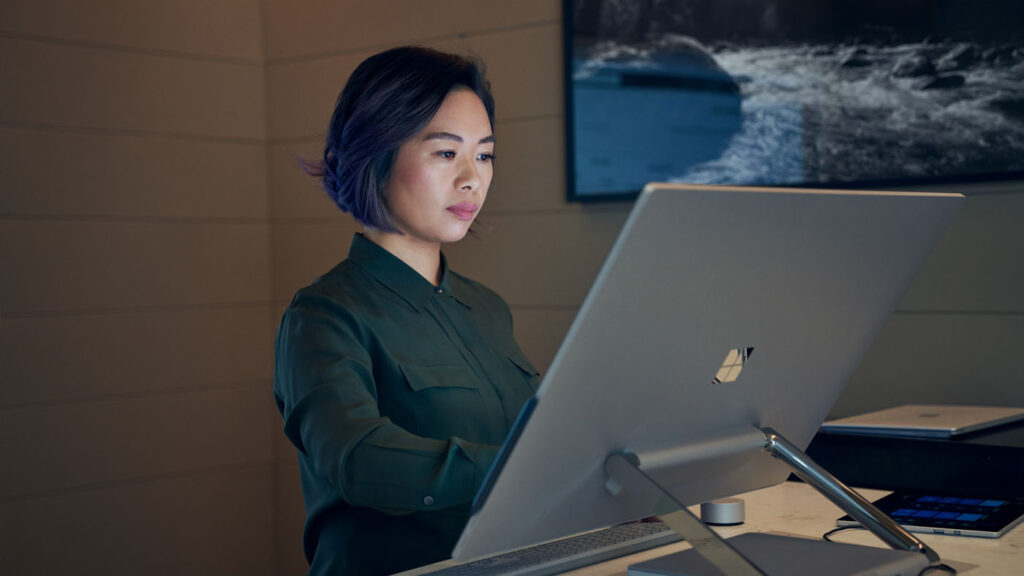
[447, 203, 478, 221]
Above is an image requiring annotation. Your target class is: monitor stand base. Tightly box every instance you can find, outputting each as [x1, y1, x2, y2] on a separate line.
[625, 532, 930, 576]
[605, 426, 942, 575]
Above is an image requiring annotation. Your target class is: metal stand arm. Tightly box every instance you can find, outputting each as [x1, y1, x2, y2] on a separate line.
[761, 427, 941, 565]
[605, 452, 767, 576]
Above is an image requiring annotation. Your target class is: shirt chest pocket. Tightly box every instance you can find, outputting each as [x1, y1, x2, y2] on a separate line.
[396, 363, 485, 439]
[400, 363, 480, 392]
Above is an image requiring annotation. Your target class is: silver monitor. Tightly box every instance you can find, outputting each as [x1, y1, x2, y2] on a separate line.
[454, 183, 963, 562]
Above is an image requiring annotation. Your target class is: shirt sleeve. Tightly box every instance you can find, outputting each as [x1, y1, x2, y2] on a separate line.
[274, 295, 500, 514]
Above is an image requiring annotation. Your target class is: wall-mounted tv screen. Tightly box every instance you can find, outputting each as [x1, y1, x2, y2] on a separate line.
[564, 0, 1024, 201]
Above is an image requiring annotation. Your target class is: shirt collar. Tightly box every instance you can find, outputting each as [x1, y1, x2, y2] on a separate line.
[345, 233, 471, 311]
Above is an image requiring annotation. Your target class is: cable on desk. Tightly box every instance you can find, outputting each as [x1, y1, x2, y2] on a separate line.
[918, 564, 956, 575]
[822, 527, 956, 575]
[821, 525, 866, 542]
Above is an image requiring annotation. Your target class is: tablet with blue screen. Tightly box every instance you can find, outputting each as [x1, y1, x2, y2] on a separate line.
[837, 492, 1024, 538]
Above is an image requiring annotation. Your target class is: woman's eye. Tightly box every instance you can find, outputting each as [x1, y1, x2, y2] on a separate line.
[438, 150, 456, 159]
[478, 153, 495, 162]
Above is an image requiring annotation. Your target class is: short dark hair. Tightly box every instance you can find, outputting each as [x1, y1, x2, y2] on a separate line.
[308, 46, 495, 231]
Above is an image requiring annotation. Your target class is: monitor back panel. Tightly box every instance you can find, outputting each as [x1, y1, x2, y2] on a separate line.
[455, 184, 963, 561]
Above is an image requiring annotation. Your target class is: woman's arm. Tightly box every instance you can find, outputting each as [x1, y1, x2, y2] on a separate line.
[274, 299, 499, 514]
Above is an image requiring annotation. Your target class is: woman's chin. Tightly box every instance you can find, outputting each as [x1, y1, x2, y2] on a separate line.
[441, 222, 475, 243]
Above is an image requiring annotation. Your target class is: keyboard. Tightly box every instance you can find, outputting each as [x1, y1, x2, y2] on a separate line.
[421, 522, 681, 576]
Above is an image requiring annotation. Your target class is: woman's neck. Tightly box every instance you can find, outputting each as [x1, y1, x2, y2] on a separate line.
[363, 229, 442, 286]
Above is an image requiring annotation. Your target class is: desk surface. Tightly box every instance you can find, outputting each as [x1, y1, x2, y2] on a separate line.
[408, 481, 1021, 575]
[564, 481, 1019, 576]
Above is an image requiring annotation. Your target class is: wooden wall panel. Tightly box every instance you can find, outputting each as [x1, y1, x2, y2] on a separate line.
[1, 221, 271, 315]
[509, 306, 578, 375]
[265, 0, 458, 61]
[273, 459, 308, 576]
[269, 140, 336, 219]
[264, 0, 559, 61]
[271, 220, 360, 303]
[0, 37, 265, 139]
[0, 465, 273, 576]
[0, 0, 263, 60]
[1, 2, 273, 575]
[0, 126, 267, 219]
[457, 24, 564, 120]
[265, 52, 366, 141]
[449, 0, 561, 32]
[898, 192, 1024, 313]
[836, 313, 1024, 418]
[1, 308, 272, 406]
[265, 24, 562, 142]
[1, 386, 272, 498]
[488, 118, 568, 213]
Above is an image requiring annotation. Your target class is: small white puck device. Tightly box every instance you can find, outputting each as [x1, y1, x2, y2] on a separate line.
[700, 497, 745, 525]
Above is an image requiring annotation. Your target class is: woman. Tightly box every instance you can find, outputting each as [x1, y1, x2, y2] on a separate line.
[273, 46, 540, 576]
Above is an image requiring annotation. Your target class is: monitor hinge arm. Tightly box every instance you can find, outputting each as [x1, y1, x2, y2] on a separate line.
[760, 427, 942, 565]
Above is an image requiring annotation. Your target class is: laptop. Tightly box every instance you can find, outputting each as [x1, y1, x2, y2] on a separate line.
[453, 183, 963, 573]
[821, 404, 1024, 438]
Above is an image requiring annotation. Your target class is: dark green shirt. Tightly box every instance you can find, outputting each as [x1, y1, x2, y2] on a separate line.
[274, 234, 540, 576]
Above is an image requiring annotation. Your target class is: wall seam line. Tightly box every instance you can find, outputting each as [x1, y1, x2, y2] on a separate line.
[0, 29, 263, 65]
[0, 460, 275, 504]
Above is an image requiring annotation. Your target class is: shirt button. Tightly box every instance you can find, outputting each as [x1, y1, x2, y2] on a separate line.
[423, 496, 435, 506]
[435, 288, 444, 295]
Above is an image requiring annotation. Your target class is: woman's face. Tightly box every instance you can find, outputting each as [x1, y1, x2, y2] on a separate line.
[383, 88, 494, 248]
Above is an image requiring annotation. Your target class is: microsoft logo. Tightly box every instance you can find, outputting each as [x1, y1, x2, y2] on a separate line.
[712, 347, 754, 385]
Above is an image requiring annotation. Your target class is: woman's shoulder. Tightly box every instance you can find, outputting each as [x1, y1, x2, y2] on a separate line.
[277, 260, 402, 350]
[286, 259, 384, 316]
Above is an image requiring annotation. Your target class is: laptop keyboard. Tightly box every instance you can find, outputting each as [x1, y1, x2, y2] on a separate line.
[422, 522, 680, 576]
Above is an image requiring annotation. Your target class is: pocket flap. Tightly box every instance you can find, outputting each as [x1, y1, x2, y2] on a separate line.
[509, 349, 540, 377]
[400, 363, 478, 392]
